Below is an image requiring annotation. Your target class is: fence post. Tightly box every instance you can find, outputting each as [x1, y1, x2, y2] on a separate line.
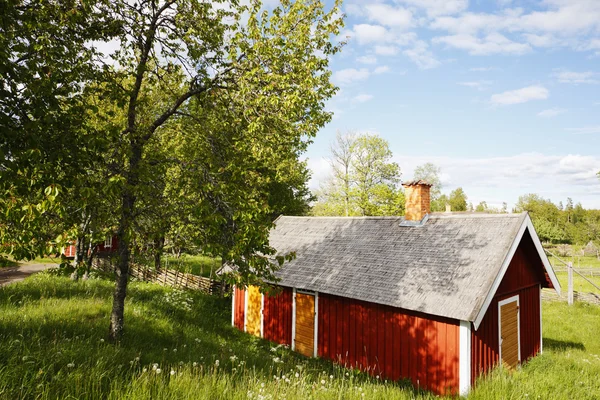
[568, 262, 574, 305]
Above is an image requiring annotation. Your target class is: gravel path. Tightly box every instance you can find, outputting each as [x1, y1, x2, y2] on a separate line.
[0, 264, 55, 287]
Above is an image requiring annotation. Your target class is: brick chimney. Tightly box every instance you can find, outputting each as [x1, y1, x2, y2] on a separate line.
[402, 180, 433, 221]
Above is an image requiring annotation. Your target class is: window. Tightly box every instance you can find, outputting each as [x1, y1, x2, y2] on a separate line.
[104, 236, 113, 248]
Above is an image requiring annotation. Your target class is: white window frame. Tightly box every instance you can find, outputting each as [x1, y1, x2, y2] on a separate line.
[498, 295, 521, 366]
[104, 236, 113, 248]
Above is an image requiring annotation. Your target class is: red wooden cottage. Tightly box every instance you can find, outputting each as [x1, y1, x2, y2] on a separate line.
[62, 235, 119, 258]
[232, 181, 560, 396]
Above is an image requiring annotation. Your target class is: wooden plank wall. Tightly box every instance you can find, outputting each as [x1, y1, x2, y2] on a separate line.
[471, 231, 544, 384]
[317, 293, 460, 396]
[233, 286, 246, 330]
[263, 288, 293, 346]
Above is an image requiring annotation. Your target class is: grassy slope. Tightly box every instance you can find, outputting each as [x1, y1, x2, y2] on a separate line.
[161, 255, 221, 278]
[0, 274, 599, 399]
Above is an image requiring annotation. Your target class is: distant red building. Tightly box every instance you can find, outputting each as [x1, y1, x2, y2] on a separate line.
[232, 181, 560, 396]
[62, 235, 119, 259]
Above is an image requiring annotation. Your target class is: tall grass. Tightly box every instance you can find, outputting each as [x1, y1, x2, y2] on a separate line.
[0, 273, 599, 399]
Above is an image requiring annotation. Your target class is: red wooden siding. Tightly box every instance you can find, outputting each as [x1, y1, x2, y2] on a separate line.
[318, 293, 460, 396]
[263, 288, 293, 346]
[472, 229, 543, 382]
[233, 286, 246, 331]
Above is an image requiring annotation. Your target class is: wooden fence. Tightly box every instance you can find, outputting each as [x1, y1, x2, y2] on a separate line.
[542, 288, 600, 306]
[94, 259, 226, 296]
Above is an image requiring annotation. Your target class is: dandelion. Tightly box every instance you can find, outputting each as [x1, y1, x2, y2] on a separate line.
[272, 357, 281, 363]
[152, 363, 159, 370]
[67, 363, 75, 368]
[321, 379, 325, 385]
[376, 375, 380, 379]
[215, 360, 220, 367]
[345, 372, 349, 376]
[285, 378, 290, 384]
[261, 383, 265, 388]
[173, 348, 177, 353]
[100, 339, 105, 343]
[330, 375, 333, 379]
[135, 357, 140, 362]
[193, 362, 198, 367]
[170, 370, 176, 376]
[230, 355, 238, 362]
[163, 348, 168, 351]
[156, 368, 162, 374]
[143, 368, 147, 373]
[295, 372, 299, 378]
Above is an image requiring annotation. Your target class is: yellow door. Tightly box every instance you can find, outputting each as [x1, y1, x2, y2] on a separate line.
[499, 297, 520, 369]
[295, 293, 315, 357]
[246, 285, 262, 337]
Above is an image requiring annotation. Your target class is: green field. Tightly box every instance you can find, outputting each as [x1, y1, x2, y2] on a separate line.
[1, 272, 599, 399]
[161, 255, 221, 278]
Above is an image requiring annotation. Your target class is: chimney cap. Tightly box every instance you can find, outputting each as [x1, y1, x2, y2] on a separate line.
[402, 179, 433, 187]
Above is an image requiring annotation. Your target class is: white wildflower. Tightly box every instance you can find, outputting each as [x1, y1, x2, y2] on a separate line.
[152, 363, 159, 370]
[156, 368, 162, 374]
[170, 370, 176, 376]
[67, 363, 75, 368]
[295, 372, 299, 378]
[215, 360, 220, 367]
[321, 379, 325, 385]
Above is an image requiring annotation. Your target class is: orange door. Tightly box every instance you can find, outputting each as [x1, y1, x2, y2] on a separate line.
[499, 296, 520, 369]
[295, 292, 315, 357]
[246, 285, 262, 337]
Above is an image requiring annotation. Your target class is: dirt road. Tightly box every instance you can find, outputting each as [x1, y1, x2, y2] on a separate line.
[0, 264, 55, 287]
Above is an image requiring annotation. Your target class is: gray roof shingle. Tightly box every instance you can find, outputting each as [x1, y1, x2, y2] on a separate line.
[269, 213, 528, 322]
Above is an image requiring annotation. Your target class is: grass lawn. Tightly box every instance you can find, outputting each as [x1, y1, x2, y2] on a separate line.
[162, 254, 221, 278]
[1, 273, 599, 399]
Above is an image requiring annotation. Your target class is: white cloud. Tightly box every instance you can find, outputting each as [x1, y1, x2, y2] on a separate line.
[356, 55, 377, 64]
[332, 68, 370, 86]
[397, 0, 468, 17]
[351, 24, 390, 45]
[490, 85, 549, 106]
[567, 126, 600, 135]
[537, 107, 567, 117]
[352, 94, 374, 103]
[469, 66, 497, 72]
[457, 80, 493, 90]
[433, 33, 531, 55]
[552, 70, 599, 84]
[308, 152, 600, 208]
[364, 4, 413, 29]
[374, 45, 399, 56]
[403, 41, 441, 69]
[373, 66, 391, 74]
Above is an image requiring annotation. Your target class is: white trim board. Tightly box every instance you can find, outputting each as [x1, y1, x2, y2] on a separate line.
[498, 295, 521, 366]
[313, 292, 319, 358]
[244, 287, 249, 332]
[539, 283, 543, 354]
[260, 293, 265, 338]
[459, 320, 472, 396]
[231, 285, 236, 327]
[291, 288, 297, 351]
[473, 213, 561, 330]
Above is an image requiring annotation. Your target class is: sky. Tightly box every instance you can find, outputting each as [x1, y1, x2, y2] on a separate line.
[304, 0, 600, 209]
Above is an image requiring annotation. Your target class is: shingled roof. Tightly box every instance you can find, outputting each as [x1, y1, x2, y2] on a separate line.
[269, 212, 559, 326]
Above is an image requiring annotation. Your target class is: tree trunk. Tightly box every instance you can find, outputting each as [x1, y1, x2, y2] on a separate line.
[154, 236, 164, 270]
[108, 142, 141, 342]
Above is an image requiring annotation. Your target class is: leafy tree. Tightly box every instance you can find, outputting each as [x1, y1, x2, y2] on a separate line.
[2, 0, 344, 342]
[448, 188, 468, 212]
[414, 162, 443, 210]
[475, 201, 488, 212]
[313, 133, 403, 216]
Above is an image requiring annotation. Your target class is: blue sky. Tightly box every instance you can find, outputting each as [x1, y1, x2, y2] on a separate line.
[305, 0, 600, 209]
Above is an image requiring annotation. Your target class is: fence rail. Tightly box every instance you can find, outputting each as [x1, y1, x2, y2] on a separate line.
[542, 288, 600, 306]
[94, 259, 227, 296]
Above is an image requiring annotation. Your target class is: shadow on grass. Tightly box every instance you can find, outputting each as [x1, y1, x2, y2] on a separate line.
[0, 275, 434, 399]
[543, 337, 585, 352]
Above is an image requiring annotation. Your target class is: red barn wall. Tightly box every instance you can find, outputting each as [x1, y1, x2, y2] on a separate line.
[263, 288, 293, 346]
[318, 293, 460, 396]
[471, 229, 543, 382]
[233, 286, 246, 331]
